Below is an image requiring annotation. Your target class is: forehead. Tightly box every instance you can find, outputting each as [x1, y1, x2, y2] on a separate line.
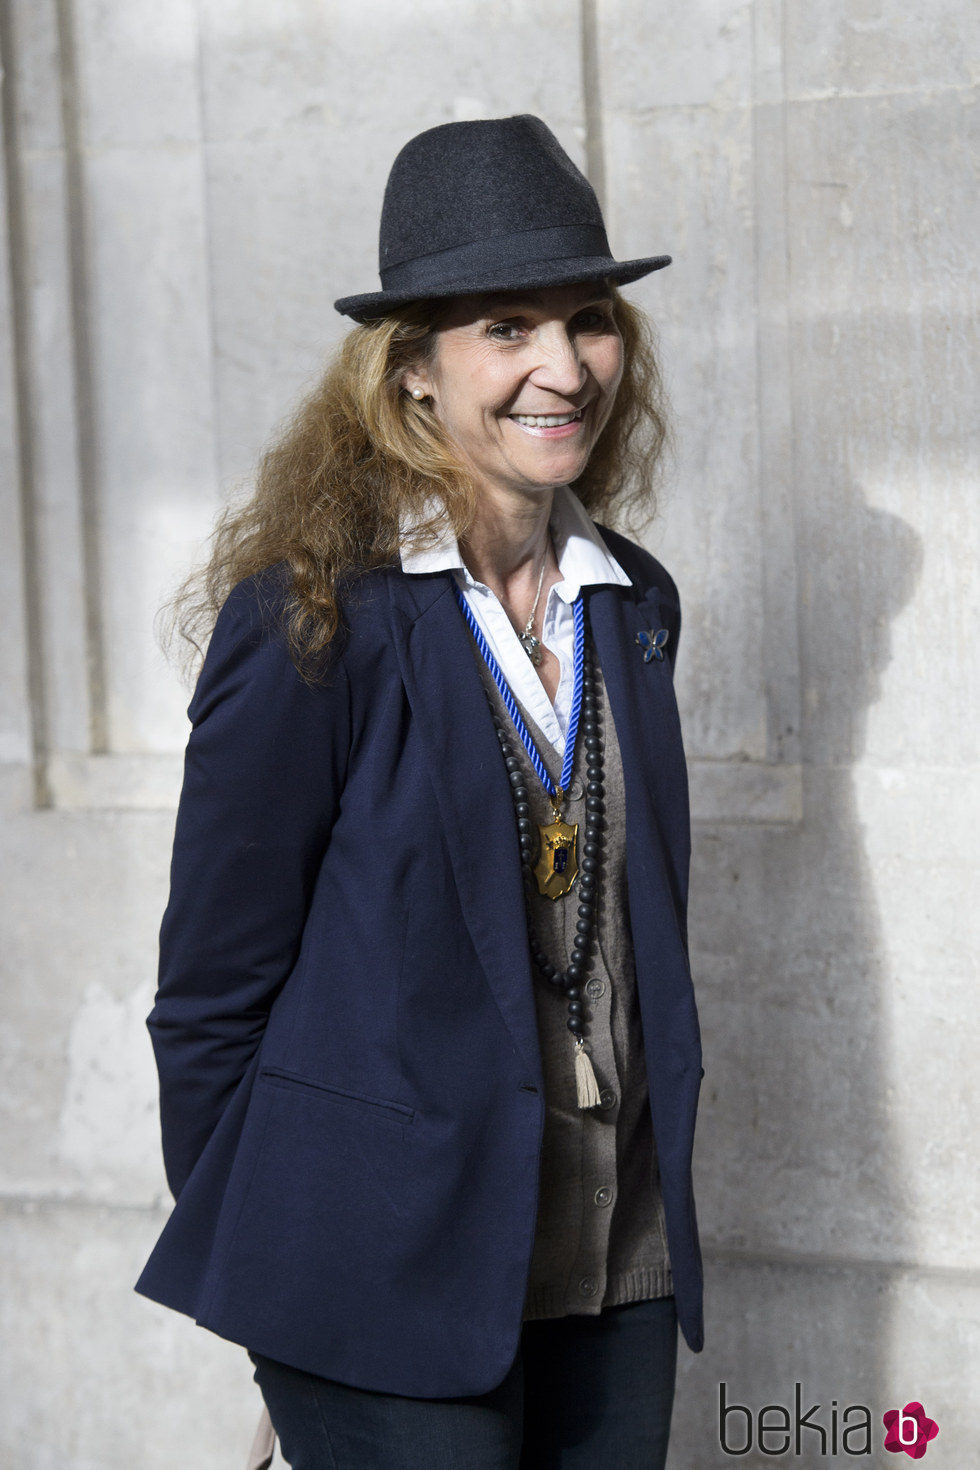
[439, 281, 613, 327]
[476, 283, 614, 316]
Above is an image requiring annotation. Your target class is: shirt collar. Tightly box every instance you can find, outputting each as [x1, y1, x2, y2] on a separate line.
[398, 484, 632, 600]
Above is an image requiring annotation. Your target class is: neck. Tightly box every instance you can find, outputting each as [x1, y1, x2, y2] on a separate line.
[459, 484, 557, 593]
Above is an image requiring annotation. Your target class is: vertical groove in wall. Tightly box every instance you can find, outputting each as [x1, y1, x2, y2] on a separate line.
[191, 1, 222, 497]
[580, 0, 607, 216]
[772, 0, 803, 770]
[751, 0, 803, 768]
[54, 0, 107, 753]
[781, 2, 805, 770]
[776, 0, 803, 769]
[0, 0, 52, 805]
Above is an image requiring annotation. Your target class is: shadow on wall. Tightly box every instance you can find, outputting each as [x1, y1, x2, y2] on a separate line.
[671, 487, 923, 1466]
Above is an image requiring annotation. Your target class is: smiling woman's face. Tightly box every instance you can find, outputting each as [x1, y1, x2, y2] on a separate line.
[405, 281, 624, 502]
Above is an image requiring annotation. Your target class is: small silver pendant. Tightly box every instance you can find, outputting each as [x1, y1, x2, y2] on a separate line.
[520, 632, 542, 665]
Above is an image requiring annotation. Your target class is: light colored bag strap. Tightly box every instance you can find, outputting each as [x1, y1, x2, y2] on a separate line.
[245, 1405, 277, 1470]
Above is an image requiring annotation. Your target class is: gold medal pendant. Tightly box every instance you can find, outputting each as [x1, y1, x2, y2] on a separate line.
[533, 787, 579, 900]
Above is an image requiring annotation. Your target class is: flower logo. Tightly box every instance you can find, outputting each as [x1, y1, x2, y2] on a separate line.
[883, 1402, 939, 1457]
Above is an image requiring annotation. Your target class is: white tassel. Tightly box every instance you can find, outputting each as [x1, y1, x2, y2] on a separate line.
[245, 1406, 276, 1470]
[574, 1039, 602, 1108]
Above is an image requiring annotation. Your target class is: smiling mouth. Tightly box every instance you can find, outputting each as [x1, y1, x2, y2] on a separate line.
[510, 408, 585, 428]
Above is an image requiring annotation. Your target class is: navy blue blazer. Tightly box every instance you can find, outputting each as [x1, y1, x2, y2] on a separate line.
[134, 523, 705, 1396]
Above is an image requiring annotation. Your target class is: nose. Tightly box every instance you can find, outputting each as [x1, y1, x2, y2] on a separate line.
[528, 324, 588, 398]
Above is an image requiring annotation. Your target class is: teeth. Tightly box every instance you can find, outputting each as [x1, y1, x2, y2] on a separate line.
[512, 410, 583, 427]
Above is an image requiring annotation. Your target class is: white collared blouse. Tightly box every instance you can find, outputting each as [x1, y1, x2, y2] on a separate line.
[399, 484, 633, 753]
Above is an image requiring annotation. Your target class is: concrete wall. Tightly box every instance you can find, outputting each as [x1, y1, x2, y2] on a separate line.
[1, 2, 976, 1465]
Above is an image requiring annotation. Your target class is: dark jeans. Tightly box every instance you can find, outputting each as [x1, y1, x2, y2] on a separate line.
[248, 1295, 678, 1469]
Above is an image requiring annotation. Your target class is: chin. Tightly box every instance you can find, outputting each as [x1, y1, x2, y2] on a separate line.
[530, 455, 591, 486]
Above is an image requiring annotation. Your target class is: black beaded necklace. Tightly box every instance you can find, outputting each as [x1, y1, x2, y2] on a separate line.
[455, 581, 607, 1109]
[489, 646, 606, 1107]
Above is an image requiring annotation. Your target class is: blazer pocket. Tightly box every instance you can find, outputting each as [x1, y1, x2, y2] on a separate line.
[258, 1066, 416, 1124]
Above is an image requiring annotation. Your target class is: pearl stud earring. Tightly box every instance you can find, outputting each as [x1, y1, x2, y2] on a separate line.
[411, 387, 425, 401]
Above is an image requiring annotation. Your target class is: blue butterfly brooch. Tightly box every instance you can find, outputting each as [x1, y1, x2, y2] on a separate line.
[635, 627, 669, 663]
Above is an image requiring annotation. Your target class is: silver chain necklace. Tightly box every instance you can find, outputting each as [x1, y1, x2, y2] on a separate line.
[517, 543, 549, 665]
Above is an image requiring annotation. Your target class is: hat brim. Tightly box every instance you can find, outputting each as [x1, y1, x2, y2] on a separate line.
[333, 253, 671, 323]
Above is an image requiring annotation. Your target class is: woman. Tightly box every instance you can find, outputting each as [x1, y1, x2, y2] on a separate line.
[136, 115, 705, 1469]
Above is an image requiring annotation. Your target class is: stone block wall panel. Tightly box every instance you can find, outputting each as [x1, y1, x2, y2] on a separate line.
[0, 2, 977, 1465]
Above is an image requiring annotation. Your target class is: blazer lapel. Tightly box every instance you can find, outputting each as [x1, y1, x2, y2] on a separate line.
[387, 569, 541, 1075]
[587, 582, 698, 1064]
[387, 566, 697, 1080]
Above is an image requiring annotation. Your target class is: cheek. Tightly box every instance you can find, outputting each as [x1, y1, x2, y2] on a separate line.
[431, 360, 512, 435]
[581, 335, 624, 403]
[600, 338, 625, 395]
[432, 385, 505, 459]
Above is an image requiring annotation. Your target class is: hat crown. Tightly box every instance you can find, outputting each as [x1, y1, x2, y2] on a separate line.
[333, 113, 670, 321]
[378, 115, 603, 273]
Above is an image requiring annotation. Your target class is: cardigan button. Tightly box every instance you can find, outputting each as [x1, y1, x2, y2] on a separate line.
[598, 1088, 617, 1110]
[578, 1276, 599, 1297]
[586, 979, 605, 999]
[594, 1186, 613, 1207]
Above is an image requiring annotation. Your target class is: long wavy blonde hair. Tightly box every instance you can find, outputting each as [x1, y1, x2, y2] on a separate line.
[160, 284, 671, 685]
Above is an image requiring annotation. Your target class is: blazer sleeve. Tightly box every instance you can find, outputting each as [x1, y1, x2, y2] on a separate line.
[147, 573, 351, 1200]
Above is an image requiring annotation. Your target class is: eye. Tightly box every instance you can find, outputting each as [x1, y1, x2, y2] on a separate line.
[486, 319, 527, 342]
[573, 307, 614, 332]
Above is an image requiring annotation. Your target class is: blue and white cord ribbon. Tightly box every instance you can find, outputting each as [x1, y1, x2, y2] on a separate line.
[452, 580, 584, 797]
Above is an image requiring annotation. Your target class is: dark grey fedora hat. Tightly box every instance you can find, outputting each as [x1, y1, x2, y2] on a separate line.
[334, 114, 670, 323]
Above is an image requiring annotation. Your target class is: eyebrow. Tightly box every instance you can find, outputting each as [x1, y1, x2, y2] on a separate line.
[477, 287, 614, 314]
